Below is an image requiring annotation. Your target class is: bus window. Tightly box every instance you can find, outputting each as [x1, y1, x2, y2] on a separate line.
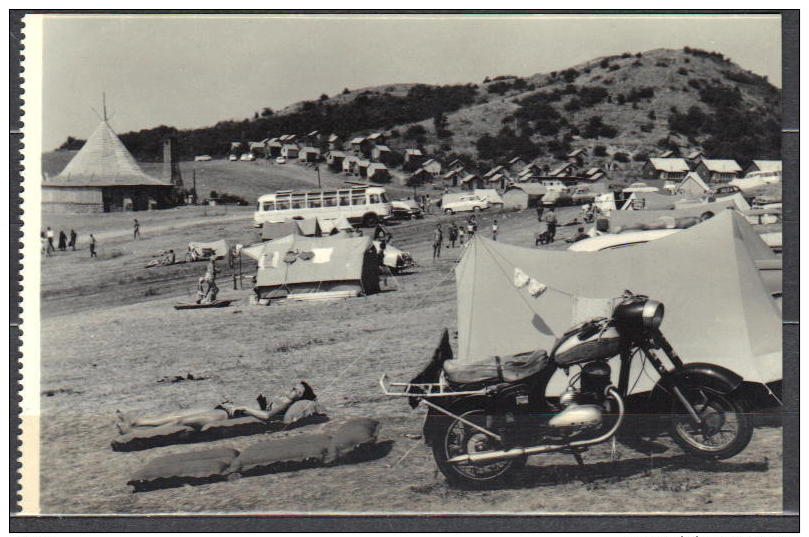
[381, 193, 389, 203]
[323, 193, 337, 207]
[262, 201, 274, 211]
[339, 192, 351, 206]
[369, 194, 380, 204]
[351, 193, 366, 206]
[291, 194, 305, 209]
[276, 199, 290, 210]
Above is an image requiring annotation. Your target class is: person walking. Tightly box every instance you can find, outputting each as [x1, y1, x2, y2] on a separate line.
[458, 225, 465, 246]
[448, 223, 458, 248]
[89, 234, 97, 258]
[492, 219, 499, 241]
[432, 224, 443, 260]
[46, 227, 55, 254]
[466, 217, 475, 240]
[68, 229, 77, 251]
[544, 208, 558, 243]
[58, 230, 67, 251]
[536, 205, 545, 222]
[133, 218, 141, 240]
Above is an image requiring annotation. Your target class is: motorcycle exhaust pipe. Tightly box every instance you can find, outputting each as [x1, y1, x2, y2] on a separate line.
[447, 386, 625, 465]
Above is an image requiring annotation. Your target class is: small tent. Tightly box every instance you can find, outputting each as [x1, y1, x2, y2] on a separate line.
[675, 172, 710, 197]
[318, 216, 353, 236]
[242, 235, 379, 301]
[261, 221, 303, 241]
[454, 211, 781, 395]
[620, 191, 681, 211]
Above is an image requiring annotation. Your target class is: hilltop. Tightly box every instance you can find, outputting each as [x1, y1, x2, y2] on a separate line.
[52, 47, 781, 174]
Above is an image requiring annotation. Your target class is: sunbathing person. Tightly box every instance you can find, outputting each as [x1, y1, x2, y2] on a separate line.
[115, 381, 317, 435]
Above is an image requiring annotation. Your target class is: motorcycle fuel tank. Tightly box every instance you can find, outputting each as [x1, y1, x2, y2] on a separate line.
[552, 325, 622, 366]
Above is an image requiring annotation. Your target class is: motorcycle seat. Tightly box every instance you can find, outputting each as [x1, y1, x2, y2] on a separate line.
[443, 350, 548, 385]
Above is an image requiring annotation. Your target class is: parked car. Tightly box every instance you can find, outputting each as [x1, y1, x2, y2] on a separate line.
[571, 187, 595, 205]
[194, 155, 213, 162]
[275, 156, 286, 165]
[228, 154, 238, 161]
[753, 192, 781, 206]
[542, 189, 573, 207]
[240, 153, 255, 161]
[390, 199, 424, 220]
[443, 194, 489, 214]
[711, 184, 742, 196]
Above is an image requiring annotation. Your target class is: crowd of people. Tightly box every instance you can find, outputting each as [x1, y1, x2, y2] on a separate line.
[41, 226, 84, 257]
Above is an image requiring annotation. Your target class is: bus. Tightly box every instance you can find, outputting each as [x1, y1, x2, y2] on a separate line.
[253, 185, 393, 227]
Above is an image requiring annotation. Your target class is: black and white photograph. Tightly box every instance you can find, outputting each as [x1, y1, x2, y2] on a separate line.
[14, 11, 793, 523]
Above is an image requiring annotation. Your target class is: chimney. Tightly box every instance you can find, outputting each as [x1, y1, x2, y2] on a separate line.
[162, 137, 183, 188]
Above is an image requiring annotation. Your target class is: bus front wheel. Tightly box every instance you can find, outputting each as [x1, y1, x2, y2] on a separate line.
[363, 213, 379, 227]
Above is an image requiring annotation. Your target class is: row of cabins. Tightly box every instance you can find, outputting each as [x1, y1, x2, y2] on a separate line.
[434, 159, 608, 192]
[642, 155, 780, 184]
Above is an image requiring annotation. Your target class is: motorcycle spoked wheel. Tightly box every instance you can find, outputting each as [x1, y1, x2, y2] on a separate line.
[433, 407, 525, 489]
[668, 386, 753, 460]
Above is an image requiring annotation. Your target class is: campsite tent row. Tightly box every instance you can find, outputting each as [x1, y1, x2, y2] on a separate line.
[454, 211, 781, 396]
[260, 217, 354, 241]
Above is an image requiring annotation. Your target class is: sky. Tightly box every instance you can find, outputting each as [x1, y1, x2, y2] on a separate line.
[40, 14, 782, 151]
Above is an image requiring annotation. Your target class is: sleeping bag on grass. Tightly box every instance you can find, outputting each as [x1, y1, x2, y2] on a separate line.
[112, 400, 327, 452]
[127, 418, 381, 492]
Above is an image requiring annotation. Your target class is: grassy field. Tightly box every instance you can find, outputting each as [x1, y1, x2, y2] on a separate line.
[37, 204, 782, 514]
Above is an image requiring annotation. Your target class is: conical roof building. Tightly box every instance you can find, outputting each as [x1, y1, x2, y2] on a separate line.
[43, 120, 174, 212]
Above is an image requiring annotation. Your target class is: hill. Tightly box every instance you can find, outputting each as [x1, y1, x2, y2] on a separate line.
[51, 47, 781, 176]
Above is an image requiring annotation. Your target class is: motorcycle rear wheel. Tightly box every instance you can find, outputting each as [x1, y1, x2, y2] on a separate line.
[668, 387, 752, 460]
[432, 407, 525, 488]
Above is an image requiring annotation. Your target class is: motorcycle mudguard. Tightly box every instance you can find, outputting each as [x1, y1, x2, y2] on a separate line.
[647, 363, 744, 412]
[421, 396, 491, 447]
[663, 362, 744, 393]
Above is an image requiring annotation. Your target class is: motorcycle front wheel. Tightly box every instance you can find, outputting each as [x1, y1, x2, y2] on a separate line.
[668, 386, 753, 460]
[432, 407, 524, 488]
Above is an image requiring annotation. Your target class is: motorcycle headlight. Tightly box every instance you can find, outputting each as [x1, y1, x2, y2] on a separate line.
[641, 300, 664, 329]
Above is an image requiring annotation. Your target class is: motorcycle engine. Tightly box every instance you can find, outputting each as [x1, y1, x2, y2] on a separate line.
[549, 362, 611, 431]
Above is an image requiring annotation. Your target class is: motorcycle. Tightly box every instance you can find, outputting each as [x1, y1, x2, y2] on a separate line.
[380, 291, 753, 488]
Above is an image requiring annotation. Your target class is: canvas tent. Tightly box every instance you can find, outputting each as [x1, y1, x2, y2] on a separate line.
[261, 221, 303, 241]
[620, 191, 681, 211]
[454, 211, 781, 395]
[242, 234, 379, 300]
[318, 216, 353, 235]
[675, 172, 710, 197]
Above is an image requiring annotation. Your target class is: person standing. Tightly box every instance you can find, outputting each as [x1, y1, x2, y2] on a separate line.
[536, 205, 545, 222]
[133, 218, 141, 240]
[466, 217, 475, 240]
[458, 225, 465, 246]
[432, 224, 443, 260]
[89, 234, 97, 258]
[544, 208, 558, 243]
[68, 229, 77, 251]
[492, 219, 499, 241]
[58, 230, 67, 251]
[46, 227, 55, 254]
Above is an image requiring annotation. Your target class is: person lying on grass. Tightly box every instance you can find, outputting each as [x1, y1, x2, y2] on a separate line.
[114, 381, 317, 434]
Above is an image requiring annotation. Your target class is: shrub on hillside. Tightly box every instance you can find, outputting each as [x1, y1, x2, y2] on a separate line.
[633, 152, 648, 162]
[594, 145, 607, 157]
[613, 151, 630, 163]
[564, 99, 582, 112]
[582, 116, 618, 138]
